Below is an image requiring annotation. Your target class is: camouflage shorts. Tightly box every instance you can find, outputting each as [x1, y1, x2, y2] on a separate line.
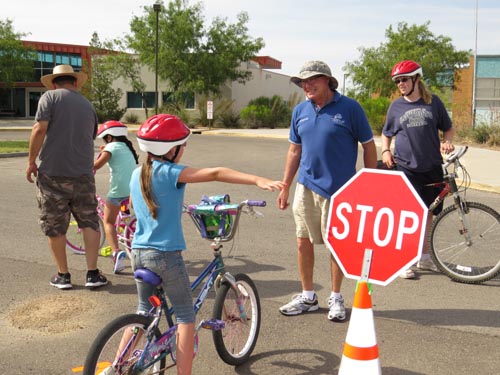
[36, 174, 99, 237]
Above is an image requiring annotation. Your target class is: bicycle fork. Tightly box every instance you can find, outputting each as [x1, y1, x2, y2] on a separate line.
[452, 194, 473, 246]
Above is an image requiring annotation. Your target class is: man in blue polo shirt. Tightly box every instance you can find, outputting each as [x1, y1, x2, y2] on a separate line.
[278, 61, 377, 321]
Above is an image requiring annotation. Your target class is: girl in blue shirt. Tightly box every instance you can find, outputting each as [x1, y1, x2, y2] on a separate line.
[94, 121, 139, 273]
[129, 114, 283, 375]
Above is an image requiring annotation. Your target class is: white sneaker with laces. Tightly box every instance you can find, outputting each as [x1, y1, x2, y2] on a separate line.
[279, 293, 319, 316]
[417, 258, 439, 272]
[327, 296, 346, 321]
[399, 268, 416, 279]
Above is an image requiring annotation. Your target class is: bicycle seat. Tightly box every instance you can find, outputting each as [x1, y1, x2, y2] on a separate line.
[134, 268, 162, 287]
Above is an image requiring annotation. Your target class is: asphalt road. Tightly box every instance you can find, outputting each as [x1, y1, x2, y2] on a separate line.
[0, 132, 499, 375]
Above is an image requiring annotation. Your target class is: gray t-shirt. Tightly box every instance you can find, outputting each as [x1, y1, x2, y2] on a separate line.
[35, 88, 98, 177]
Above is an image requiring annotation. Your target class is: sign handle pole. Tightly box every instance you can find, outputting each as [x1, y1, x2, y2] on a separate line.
[360, 248, 373, 282]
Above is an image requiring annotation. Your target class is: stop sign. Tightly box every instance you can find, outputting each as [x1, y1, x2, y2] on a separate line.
[326, 168, 428, 286]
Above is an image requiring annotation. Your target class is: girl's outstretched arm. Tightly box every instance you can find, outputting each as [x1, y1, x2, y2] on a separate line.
[178, 166, 285, 192]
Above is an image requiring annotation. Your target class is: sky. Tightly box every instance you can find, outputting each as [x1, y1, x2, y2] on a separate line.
[4, 0, 499, 80]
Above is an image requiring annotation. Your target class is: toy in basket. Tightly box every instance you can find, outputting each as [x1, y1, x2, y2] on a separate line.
[187, 194, 240, 239]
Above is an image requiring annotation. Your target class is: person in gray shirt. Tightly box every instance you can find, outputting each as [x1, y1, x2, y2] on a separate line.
[26, 65, 108, 290]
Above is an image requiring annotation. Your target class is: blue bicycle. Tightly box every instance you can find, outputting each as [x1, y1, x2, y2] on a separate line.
[83, 195, 264, 374]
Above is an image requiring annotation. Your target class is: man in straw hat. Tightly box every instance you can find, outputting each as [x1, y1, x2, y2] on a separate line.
[26, 64, 108, 290]
[277, 60, 377, 321]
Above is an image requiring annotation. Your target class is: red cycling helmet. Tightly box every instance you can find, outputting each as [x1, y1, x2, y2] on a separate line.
[136, 114, 190, 156]
[391, 60, 423, 81]
[97, 121, 128, 138]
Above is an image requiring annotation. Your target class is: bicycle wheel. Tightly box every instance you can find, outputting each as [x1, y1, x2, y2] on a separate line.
[66, 215, 105, 255]
[119, 215, 136, 259]
[83, 314, 166, 375]
[212, 273, 261, 366]
[429, 201, 500, 284]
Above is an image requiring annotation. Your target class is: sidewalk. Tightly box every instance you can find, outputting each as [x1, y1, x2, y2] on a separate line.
[1, 120, 499, 193]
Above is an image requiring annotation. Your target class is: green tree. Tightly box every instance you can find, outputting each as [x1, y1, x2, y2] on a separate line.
[0, 19, 35, 88]
[105, 38, 148, 118]
[126, 0, 264, 103]
[86, 33, 126, 122]
[344, 21, 470, 98]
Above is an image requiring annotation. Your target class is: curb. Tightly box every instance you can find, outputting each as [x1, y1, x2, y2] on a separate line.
[0, 152, 28, 158]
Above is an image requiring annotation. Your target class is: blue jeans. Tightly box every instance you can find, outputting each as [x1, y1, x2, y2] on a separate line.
[131, 249, 195, 324]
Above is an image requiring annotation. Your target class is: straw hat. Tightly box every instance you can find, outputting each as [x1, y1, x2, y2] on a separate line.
[40, 65, 88, 89]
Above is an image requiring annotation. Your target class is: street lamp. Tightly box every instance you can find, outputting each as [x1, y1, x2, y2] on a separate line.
[342, 73, 349, 94]
[153, 2, 161, 115]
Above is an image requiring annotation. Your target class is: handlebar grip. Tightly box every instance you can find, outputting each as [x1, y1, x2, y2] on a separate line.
[246, 200, 266, 207]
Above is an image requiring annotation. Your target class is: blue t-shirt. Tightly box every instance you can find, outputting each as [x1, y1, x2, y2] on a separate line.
[130, 161, 187, 251]
[383, 95, 452, 172]
[290, 91, 374, 198]
[103, 142, 136, 198]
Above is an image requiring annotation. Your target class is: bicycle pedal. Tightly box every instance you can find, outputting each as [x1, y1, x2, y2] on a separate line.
[201, 319, 225, 330]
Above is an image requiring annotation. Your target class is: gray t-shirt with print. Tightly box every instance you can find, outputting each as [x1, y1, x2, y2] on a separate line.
[35, 88, 98, 177]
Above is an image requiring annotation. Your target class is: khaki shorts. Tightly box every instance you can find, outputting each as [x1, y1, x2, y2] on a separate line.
[292, 183, 330, 244]
[36, 174, 99, 237]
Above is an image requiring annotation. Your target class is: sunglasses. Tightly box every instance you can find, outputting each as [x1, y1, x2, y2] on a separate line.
[394, 77, 411, 84]
[301, 75, 323, 86]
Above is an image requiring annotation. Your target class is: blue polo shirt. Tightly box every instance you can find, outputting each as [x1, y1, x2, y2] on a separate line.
[290, 91, 374, 198]
[130, 160, 187, 251]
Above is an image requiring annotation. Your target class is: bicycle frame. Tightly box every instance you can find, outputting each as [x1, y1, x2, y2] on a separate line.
[66, 194, 136, 255]
[130, 251, 230, 371]
[427, 146, 473, 244]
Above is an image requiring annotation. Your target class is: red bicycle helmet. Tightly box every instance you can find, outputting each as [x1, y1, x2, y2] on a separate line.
[136, 114, 190, 156]
[97, 121, 128, 138]
[391, 60, 423, 81]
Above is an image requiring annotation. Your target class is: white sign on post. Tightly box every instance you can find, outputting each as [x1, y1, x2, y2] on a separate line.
[207, 101, 213, 120]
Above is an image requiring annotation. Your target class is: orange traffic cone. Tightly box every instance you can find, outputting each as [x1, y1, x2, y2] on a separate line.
[338, 281, 381, 374]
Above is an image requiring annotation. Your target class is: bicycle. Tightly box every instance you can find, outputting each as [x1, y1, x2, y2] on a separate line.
[428, 145, 500, 284]
[83, 194, 264, 374]
[65, 194, 136, 258]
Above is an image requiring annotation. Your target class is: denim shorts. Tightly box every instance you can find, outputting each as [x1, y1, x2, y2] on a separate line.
[131, 249, 195, 324]
[107, 196, 128, 207]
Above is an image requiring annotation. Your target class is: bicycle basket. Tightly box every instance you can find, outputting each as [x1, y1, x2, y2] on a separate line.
[189, 194, 237, 239]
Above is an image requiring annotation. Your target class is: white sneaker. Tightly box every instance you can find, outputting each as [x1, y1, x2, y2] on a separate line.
[327, 296, 346, 321]
[279, 293, 319, 316]
[113, 251, 127, 274]
[417, 258, 439, 272]
[399, 268, 416, 279]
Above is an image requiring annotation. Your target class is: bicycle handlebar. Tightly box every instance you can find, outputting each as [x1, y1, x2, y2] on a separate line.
[185, 199, 266, 242]
[443, 145, 468, 168]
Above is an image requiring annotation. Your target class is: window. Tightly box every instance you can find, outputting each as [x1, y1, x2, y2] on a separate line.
[127, 92, 156, 108]
[162, 92, 195, 109]
[32, 51, 83, 82]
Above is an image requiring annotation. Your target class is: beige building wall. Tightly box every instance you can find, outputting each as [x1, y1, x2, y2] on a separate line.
[110, 57, 303, 123]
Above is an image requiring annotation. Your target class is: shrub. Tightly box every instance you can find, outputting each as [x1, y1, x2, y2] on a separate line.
[472, 124, 491, 144]
[123, 113, 139, 124]
[358, 97, 391, 135]
[240, 95, 291, 129]
[216, 111, 241, 128]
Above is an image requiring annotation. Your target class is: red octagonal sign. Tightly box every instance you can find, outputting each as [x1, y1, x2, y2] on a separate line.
[326, 168, 428, 286]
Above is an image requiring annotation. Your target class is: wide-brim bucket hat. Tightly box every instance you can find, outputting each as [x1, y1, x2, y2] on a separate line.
[41, 64, 88, 89]
[291, 60, 339, 90]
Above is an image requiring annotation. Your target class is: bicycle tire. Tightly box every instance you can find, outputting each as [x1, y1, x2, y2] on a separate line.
[120, 215, 136, 259]
[212, 273, 261, 366]
[429, 201, 500, 284]
[83, 314, 166, 375]
[66, 215, 105, 255]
